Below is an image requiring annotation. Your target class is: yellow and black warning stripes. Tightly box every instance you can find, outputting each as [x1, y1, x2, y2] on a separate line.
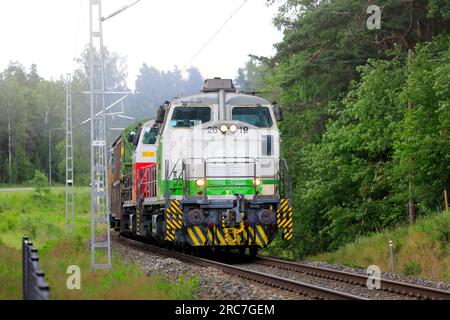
[168, 199, 183, 229]
[254, 225, 269, 246]
[238, 226, 268, 247]
[186, 225, 242, 247]
[236, 228, 248, 245]
[165, 199, 183, 241]
[278, 207, 292, 229]
[277, 198, 294, 241]
[165, 220, 175, 241]
[207, 227, 214, 245]
[215, 227, 229, 246]
[282, 226, 293, 240]
[276, 198, 289, 225]
[186, 225, 207, 246]
[185, 225, 270, 247]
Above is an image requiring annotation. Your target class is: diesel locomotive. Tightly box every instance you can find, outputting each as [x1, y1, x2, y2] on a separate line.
[109, 78, 293, 256]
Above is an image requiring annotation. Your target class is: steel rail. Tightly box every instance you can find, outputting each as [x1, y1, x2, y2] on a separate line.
[255, 256, 450, 300]
[117, 235, 367, 300]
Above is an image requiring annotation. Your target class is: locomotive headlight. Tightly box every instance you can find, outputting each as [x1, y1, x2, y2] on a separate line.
[196, 178, 206, 188]
[252, 178, 262, 186]
[229, 124, 237, 133]
[219, 124, 228, 133]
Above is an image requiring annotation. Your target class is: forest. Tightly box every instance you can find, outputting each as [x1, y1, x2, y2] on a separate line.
[0, 47, 203, 186]
[0, 0, 449, 257]
[235, 0, 450, 256]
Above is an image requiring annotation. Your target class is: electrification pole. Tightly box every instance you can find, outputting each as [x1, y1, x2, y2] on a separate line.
[8, 116, 12, 183]
[48, 127, 63, 186]
[89, 0, 111, 271]
[88, 0, 141, 271]
[65, 74, 75, 236]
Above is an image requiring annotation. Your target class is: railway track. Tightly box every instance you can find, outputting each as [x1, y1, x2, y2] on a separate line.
[116, 235, 450, 300]
[254, 256, 450, 300]
[117, 235, 367, 300]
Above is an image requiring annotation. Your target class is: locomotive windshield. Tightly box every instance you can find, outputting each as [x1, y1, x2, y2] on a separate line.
[142, 126, 159, 144]
[170, 107, 211, 128]
[232, 106, 273, 128]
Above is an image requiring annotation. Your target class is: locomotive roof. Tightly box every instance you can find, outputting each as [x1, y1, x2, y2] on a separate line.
[171, 92, 271, 106]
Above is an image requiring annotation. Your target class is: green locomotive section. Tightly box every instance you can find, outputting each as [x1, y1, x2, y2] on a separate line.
[158, 179, 278, 196]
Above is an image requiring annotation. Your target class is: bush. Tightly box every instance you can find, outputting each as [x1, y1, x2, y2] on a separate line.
[31, 170, 50, 197]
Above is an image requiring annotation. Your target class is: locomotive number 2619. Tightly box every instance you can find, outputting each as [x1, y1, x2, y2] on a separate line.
[207, 126, 248, 134]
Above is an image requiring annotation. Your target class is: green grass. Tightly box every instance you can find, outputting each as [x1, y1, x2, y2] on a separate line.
[0, 188, 91, 249]
[0, 187, 198, 300]
[309, 211, 450, 282]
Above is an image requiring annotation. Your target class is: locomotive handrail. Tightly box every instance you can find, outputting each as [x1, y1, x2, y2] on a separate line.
[278, 157, 292, 200]
[138, 163, 158, 200]
[203, 156, 257, 163]
[165, 158, 186, 200]
[203, 157, 258, 198]
[177, 156, 282, 199]
[160, 157, 289, 200]
[121, 172, 133, 202]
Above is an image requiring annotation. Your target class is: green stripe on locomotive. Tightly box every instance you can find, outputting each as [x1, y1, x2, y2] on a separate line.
[158, 179, 278, 196]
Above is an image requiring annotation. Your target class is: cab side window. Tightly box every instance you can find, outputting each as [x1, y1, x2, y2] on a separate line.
[143, 126, 159, 145]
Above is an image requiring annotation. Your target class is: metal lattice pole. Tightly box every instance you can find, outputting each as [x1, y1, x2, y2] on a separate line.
[89, 0, 111, 271]
[65, 74, 76, 236]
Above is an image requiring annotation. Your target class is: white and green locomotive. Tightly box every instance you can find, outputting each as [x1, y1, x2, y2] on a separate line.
[110, 78, 293, 255]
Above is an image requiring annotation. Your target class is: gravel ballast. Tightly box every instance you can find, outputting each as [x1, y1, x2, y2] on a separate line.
[112, 234, 305, 300]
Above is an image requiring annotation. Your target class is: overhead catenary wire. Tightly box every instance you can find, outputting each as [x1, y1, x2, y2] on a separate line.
[183, 0, 248, 69]
[102, 0, 142, 22]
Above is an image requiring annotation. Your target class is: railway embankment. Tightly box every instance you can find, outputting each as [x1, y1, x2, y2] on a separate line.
[308, 211, 450, 285]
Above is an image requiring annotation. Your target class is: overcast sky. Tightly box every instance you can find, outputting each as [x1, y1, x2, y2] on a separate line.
[0, 0, 282, 88]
